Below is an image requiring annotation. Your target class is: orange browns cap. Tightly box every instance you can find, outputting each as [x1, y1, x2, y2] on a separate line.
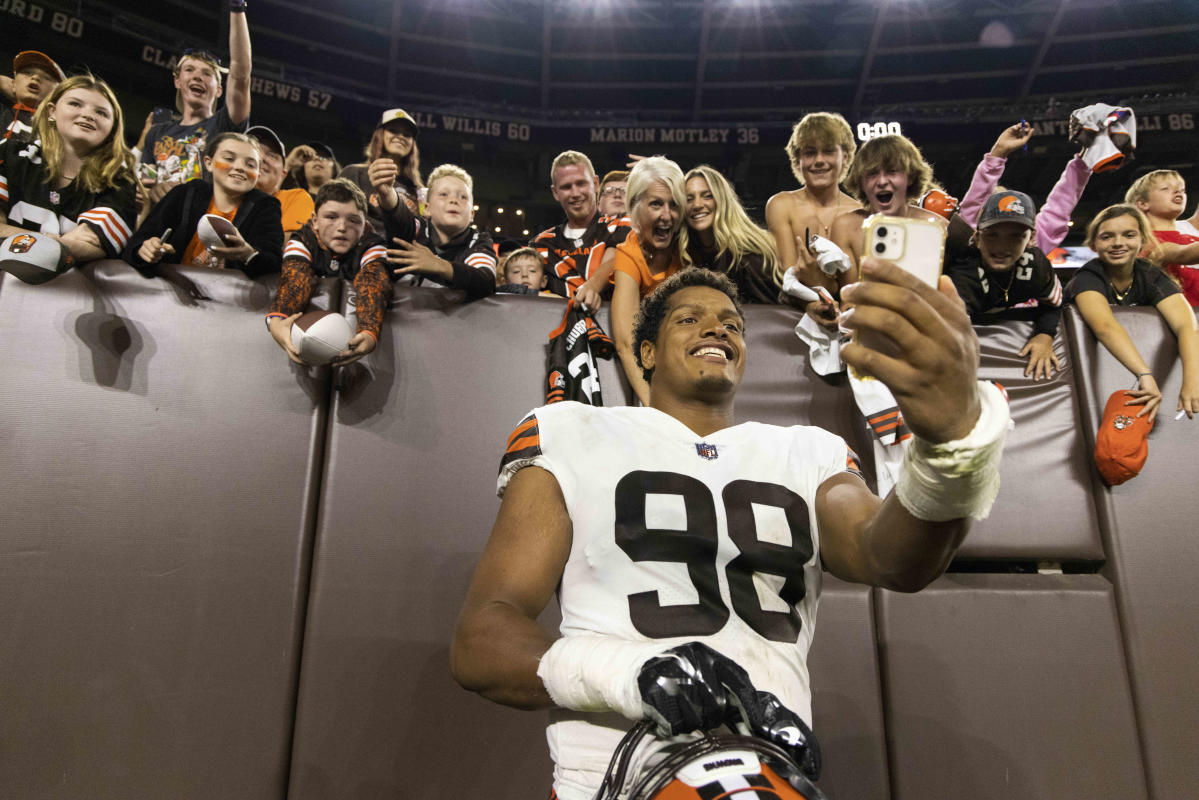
[1094, 389, 1153, 485]
[14, 50, 66, 82]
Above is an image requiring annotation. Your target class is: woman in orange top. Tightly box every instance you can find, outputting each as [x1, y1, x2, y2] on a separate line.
[611, 155, 687, 405]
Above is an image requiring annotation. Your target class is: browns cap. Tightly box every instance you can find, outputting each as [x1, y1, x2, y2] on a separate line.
[978, 189, 1036, 230]
[1094, 389, 1153, 485]
[13, 50, 66, 82]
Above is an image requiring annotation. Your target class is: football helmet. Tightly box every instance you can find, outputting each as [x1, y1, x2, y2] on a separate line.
[918, 189, 959, 221]
[594, 721, 828, 800]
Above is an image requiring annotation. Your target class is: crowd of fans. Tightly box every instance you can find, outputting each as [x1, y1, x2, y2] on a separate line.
[1, 5, 1196, 420]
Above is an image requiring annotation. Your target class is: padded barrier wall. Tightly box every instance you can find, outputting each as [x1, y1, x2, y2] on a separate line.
[0, 263, 338, 799]
[1064, 306, 1199, 797]
[3, 265, 1190, 798]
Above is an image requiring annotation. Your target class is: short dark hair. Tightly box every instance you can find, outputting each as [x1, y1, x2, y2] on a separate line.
[632, 268, 743, 382]
[313, 178, 368, 215]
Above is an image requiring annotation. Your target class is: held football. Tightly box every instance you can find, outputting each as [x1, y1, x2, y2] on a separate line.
[290, 310, 353, 365]
[196, 214, 239, 248]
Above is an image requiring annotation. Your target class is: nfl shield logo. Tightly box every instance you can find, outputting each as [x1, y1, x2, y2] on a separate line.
[695, 443, 718, 460]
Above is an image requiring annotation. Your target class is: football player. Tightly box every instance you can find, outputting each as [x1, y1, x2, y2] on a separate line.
[452, 262, 1008, 800]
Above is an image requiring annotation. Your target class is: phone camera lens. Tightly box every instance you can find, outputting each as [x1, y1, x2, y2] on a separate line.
[876, 227, 888, 237]
[874, 242, 886, 254]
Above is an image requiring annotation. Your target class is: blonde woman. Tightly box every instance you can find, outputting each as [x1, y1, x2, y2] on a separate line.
[611, 156, 688, 404]
[0, 74, 137, 263]
[685, 164, 782, 302]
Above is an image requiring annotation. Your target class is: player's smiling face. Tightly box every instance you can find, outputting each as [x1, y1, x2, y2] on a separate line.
[643, 285, 746, 399]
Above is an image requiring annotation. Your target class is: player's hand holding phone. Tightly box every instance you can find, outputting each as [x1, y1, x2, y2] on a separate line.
[839, 216, 981, 443]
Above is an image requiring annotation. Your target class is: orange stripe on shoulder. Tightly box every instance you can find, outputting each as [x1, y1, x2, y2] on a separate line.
[507, 432, 540, 454]
[506, 417, 538, 449]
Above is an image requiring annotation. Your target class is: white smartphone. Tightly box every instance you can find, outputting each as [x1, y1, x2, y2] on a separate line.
[851, 214, 946, 379]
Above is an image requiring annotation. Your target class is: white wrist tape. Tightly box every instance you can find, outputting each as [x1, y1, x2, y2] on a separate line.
[895, 381, 1011, 521]
[537, 635, 666, 721]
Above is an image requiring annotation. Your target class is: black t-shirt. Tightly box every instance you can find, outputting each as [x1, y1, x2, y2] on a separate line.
[685, 239, 782, 304]
[140, 105, 244, 184]
[1065, 258, 1180, 307]
[947, 245, 1063, 336]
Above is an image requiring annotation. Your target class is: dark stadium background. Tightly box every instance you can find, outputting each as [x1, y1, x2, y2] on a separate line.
[5, 0, 1197, 241]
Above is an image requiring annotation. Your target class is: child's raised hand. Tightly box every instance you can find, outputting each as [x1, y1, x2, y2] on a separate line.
[990, 122, 1034, 159]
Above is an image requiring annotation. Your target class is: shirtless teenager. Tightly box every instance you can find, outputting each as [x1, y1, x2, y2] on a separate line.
[766, 113, 860, 318]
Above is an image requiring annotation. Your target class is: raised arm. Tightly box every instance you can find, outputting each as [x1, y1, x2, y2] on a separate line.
[821, 258, 1006, 592]
[958, 123, 1033, 228]
[226, 7, 253, 125]
[451, 465, 572, 709]
[1036, 156, 1090, 252]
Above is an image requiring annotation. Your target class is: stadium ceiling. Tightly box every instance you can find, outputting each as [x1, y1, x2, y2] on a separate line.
[109, 0, 1199, 123]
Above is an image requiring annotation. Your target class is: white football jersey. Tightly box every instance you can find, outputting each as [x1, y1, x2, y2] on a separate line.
[498, 402, 861, 800]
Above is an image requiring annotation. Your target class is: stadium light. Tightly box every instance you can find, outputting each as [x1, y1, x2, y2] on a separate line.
[497, 207, 505, 214]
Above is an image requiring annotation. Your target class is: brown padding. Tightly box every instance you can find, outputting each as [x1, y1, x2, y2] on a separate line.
[808, 577, 891, 800]
[1064, 305, 1199, 798]
[0, 260, 338, 798]
[877, 573, 1147, 800]
[955, 319, 1105, 560]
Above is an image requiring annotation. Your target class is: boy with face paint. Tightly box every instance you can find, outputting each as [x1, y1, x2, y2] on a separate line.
[265, 178, 391, 366]
[124, 132, 283, 276]
[945, 190, 1065, 381]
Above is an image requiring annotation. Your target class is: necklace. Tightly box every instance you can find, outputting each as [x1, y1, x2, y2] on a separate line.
[804, 189, 843, 237]
[1111, 280, 1131, 303]
[1001, 269, 1018, 304]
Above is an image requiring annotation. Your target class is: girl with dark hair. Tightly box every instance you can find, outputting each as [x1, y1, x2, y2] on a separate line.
[343, 108, 425, 233]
